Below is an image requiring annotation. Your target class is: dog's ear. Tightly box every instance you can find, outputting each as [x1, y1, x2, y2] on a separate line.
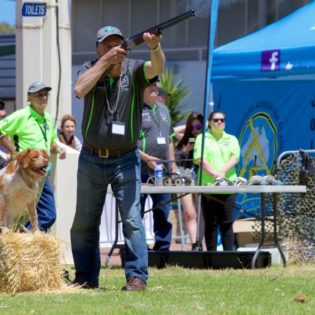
[16, 149, 31, 168]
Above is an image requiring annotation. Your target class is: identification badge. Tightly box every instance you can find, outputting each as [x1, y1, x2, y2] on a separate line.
[157, 137, 166, 144]
[112, 121, 125, 135]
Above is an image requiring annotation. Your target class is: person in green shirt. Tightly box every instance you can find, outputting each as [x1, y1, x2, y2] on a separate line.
[194, 111, 240, 251]
[0, 81, 66, 232]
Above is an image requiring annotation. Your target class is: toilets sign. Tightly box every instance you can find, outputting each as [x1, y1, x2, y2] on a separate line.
[22, 2, 47, 17]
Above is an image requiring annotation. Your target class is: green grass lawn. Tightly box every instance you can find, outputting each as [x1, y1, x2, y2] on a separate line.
[0, 264, 315, 315]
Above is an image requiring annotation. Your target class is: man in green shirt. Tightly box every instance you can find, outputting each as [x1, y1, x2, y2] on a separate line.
[0, 81, 66, 231]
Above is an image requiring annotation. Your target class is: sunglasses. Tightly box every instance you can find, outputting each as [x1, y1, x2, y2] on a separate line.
[212, 118, 225, 123]
[191, 123, 202, 131]
[34, 91, 49, 98]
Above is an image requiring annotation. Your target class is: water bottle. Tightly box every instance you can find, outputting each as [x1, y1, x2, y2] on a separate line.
[154, 161, 163, 186]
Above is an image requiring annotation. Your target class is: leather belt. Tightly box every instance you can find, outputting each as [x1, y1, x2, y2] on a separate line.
[83, 142, 135, 158]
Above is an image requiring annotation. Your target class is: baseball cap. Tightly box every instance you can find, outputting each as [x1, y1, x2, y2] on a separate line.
[27, 81, 52, 94]
[96, 26, 124, 44]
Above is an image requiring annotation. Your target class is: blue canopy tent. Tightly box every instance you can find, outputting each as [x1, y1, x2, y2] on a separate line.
[212, 2, 315, 216]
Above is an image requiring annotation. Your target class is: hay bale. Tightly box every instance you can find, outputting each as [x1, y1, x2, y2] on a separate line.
[0, 231, 65, 294]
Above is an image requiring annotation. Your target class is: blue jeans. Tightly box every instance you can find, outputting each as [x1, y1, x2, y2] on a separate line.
[140, 185, 172, 251]
[71, 147, 148, 288]
[26, 178, 56, 232]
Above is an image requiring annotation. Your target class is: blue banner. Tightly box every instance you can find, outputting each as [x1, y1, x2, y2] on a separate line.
[212, 2, 315, 216]
[214, 79, 315, 215]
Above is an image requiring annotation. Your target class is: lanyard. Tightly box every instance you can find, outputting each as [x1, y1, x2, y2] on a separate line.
[148, 105, 162, 135]
[104, 76, 122, 114]
[36, 118, 48, 149]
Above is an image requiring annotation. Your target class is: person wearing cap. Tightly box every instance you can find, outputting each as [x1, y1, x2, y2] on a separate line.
[0, 81, 66, 232]
[138, 76, 177, 252]
[71, 25, 165, 291]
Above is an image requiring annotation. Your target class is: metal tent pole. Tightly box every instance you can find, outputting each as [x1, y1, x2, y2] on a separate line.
[195, 0, 220, 250]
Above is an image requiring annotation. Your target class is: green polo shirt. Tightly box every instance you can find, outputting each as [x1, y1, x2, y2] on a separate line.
[0, 105, 57, 152]
[194, 130, 240, 185]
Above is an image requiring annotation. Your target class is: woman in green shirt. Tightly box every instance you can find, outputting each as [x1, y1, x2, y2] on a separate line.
[194, 111, 240, 251]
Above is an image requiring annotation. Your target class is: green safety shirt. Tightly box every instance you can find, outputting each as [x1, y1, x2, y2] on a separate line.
[0, 105, 57, 152]
[194, 130, 240, 185]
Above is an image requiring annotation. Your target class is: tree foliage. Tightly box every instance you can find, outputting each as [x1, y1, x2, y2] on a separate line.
[0, 22, 15, 34]
[158, 68, 190, 126]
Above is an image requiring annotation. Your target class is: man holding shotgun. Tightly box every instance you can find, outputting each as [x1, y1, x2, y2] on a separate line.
[71, 25, 165, 291]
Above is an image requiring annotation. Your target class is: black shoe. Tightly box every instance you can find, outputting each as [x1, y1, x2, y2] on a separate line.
[122, 277, 147, 291]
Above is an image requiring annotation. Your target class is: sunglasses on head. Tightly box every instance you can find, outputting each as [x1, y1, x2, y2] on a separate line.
[191, 123, 202, 131]
[212, 118, 225, 123]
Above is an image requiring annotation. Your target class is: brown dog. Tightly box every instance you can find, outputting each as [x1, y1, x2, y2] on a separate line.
[0, 149, 49, 232]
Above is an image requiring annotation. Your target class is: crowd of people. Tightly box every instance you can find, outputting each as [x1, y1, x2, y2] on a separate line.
[0, 23, 241, 292]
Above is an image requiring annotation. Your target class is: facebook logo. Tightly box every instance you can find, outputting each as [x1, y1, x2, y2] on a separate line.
[261, 50, 280, 71]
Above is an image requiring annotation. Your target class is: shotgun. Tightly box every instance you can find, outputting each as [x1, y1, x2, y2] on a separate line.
[121, 10, 195, 50]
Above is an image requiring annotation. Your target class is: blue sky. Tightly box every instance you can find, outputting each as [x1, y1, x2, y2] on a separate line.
[0, 0, 15, 25]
